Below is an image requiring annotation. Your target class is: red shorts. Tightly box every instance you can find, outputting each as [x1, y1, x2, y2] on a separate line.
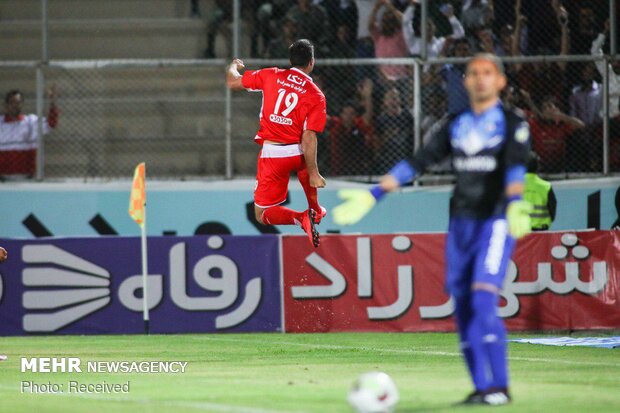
[254, 144, 305, 208]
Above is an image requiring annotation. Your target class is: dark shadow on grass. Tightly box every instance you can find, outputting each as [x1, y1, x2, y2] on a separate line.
[397, 404, 458, 413]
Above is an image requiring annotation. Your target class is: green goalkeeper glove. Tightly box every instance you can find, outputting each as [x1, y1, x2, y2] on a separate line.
[506, 200, 533, 239]
[333, 189, 377, 225]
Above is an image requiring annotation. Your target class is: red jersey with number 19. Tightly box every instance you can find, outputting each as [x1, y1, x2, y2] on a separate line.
[242, 67, 327, 145]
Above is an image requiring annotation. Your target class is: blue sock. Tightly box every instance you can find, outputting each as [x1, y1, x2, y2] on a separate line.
[487, 314, 509, 389]
[466, 290, 498, 392]
[455, 295, 475, 382]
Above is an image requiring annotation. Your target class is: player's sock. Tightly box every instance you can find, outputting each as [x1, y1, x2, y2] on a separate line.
[466, 290, 496, 392]
[297, 169, 322, 219]
[487, 314, 509, 389]
[455, 295, 476, 382]
[261, 206, 304, 226]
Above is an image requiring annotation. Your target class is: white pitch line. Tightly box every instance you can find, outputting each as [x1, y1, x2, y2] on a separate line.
[0, 384, 303, 413]
[193, 336, 620, 368]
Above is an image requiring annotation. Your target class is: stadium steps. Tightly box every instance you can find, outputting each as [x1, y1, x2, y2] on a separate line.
[0, 0, 194, 20]
[44, 136, 259, 177]
[0, 19, 207, 60]
[1, 0, 260, 177]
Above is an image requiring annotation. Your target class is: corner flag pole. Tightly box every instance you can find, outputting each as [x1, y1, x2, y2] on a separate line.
[141, 198, 149, 335]
[129, 162, 149, 334]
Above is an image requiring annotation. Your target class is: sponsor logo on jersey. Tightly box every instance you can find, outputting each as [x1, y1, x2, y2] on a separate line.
[287, 74, 307, 87]
[515, 122, 530, 143]
[277, 79, 307, 94]
[269, 114, 293, 125]
[453, 156, 497, 171]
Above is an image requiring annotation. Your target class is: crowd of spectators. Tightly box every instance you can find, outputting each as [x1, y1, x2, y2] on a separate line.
[197, 0, 617, 176]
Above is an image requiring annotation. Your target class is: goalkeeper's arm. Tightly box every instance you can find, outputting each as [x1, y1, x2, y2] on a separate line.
[333, 118, 452, 226]
[332, 161, 419, 226]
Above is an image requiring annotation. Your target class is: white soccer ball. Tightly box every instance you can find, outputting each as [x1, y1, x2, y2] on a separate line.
[347, 372, 399, 413]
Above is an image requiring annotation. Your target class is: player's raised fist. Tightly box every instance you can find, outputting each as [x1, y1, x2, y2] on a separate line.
[231, 59, 245, 70]
[0, 247, 7, 262]
[310, 173, 326, 188]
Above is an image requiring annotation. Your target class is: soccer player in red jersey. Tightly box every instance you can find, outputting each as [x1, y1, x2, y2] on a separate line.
[226, 39, 327, 247]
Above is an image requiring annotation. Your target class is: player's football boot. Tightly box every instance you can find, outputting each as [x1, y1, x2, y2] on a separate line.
[458, 391, 485, 405]
[482, 388, 511, 405]
[312, 206, 327, 224]
[458, 388, 511, 406]
[301, 209, 320, 248]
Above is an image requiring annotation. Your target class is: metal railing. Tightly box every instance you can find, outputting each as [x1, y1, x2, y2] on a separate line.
[0, 0, 617, 181]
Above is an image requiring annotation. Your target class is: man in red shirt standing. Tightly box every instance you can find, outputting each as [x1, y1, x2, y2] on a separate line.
[0, 86, 59, 177]
[226, 39, 327, 247]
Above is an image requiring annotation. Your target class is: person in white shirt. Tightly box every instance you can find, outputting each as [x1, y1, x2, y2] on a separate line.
[591, 18, 620, 118]
[402, 0, 465, 58]
[0, 87, 59, 177]
[569, 63, 602, 126]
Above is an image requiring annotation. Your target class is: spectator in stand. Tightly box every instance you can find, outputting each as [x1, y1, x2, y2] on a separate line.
[524, 151, 556, 231]
[440, 38, 472, 115]
[325, 25, 358, 113]
[570, 4, 597, 55]
[255, 1, 297, 57]
[494, 23, 514, 56]
[421, 85, 451, 173]
[368, 0, 409, 83]
[374, 85, 413, 172]
[322, 0, 358, 50]
[204, 0, 231, 58]
[421, 84, 447, 138]
[332, 25, 357, 59]
[524, 94, 584, 172]
[519, 0, 558, 54]
[355, 0, 377, 58]
[263, 16, 298, 58]
[492, 0, 528, 85]
[516, 2, 569, 108]
[569, 63, 602, 127]
[402, 1, 465, 58]
[286, 0, 330, 55]
[329, 79, 374, 175]
[190, 0, 200, 18]
[390, 0, 409, 12]
[470, 26, 496, 53]
[0, 87, 59, 178]
[461, 0, 494, 34]
[591, 19, 620, 118]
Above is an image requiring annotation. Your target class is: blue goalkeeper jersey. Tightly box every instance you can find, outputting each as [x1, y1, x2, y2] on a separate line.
[407, 102, 530, 218]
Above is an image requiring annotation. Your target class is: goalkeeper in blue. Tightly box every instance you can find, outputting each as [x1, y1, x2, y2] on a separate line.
[334, 53, 532, 406]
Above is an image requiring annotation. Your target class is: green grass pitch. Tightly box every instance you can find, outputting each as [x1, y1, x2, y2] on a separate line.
[1, 332, 619, 412]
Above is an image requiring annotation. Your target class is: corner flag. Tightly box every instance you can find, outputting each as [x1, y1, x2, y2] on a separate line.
[128, 162, 149, 334]
[129, 162, 146, 227]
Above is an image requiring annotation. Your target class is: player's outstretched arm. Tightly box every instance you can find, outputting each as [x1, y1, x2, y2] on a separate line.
[333, 118, 451, 226]
[226, 59, 245, 91]
[333, 160, 416, 226]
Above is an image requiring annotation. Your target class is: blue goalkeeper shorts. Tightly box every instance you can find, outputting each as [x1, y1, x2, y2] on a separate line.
[445, 215, 516, 298]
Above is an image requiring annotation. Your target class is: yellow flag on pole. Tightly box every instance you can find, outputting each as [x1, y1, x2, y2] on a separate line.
[129, 162, 146, 227]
